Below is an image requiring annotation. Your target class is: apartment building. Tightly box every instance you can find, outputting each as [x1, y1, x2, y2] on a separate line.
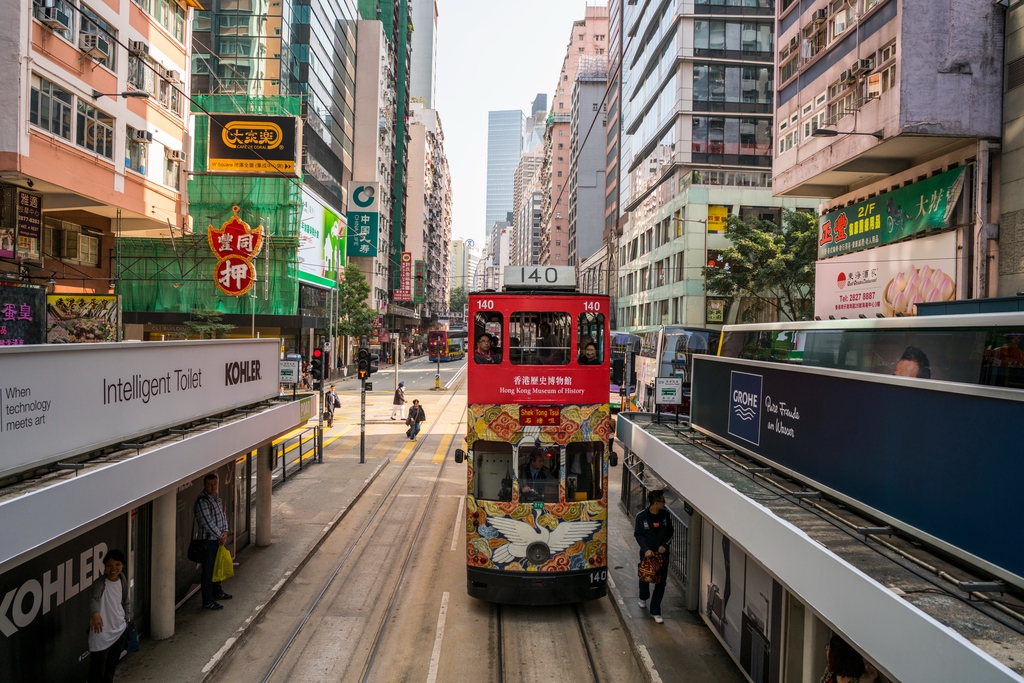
[567, 55, 607, 266]
[512, 150, 544, 266]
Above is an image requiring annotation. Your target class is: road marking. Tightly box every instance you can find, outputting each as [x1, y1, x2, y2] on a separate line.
[432, 432, 454, 463]
[444, 363, 467, 388]
[323, 425, 355, 447]
[450, 496, 465, 551]
[394, 438, 417, 462]
[607, 574, 624, 605]
[637, 645, 664, 683]
[425, 592, 450, 683]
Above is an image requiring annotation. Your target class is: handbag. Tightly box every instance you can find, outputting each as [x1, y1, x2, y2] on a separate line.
[638, 553, 665, 583]
[187, 519, 205, 563]
[126, 621, 140, 653]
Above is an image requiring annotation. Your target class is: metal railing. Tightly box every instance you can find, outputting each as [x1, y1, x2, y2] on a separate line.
[248, 427, 322, 501]
[620, 448, 689, 589]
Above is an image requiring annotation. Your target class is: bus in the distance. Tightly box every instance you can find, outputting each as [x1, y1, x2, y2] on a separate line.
[632, 325, 722, 413]
[428, 329, 468, 362]
[455, 266, 612, 604]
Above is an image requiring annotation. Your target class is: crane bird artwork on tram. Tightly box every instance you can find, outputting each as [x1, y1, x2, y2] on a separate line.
[457, 266, 614, 605]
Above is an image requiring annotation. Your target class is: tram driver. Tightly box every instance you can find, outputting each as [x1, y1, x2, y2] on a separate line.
[519, 451, 554, 501]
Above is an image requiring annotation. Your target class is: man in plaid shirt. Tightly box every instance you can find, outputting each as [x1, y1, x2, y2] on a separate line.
[194, 473, 232, 610]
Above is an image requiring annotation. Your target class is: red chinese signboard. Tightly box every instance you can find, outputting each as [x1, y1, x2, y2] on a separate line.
[519, 406, 561, 426]
[207, 206, 264, 296]
[394, 251, 413, 301]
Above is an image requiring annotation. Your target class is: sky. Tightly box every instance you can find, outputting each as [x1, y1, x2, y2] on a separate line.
[434, 0, 599, 248]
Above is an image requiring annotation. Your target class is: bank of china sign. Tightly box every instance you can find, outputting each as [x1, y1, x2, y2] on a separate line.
[0, 339, 280, 479]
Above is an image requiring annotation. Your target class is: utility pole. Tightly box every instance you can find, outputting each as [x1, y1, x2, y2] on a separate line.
[359, 376, 366, 464]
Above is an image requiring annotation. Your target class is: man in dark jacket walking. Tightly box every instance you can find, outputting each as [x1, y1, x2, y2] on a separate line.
[406, 399, 426, 440]
[391, 381, 406, 420]
[324, 384, 340, 428]
[634, 489, 673, 623]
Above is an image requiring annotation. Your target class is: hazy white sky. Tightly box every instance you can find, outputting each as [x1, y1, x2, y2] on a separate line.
[434, 0, 598, 247]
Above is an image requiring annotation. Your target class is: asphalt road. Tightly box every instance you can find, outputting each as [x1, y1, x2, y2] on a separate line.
[335, 355, 467, 394]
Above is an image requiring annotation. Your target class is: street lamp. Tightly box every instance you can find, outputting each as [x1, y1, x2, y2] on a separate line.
[812, 127, 884, 139]
[669, 216, 710, 326]
[91, 89, 151, 99]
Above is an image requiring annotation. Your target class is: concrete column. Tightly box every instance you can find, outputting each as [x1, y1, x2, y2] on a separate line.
[150, 490, 176, 640]
[256, 443, 273, 547]
[801, 609, 830, 683]
[684, 510, 703, 611]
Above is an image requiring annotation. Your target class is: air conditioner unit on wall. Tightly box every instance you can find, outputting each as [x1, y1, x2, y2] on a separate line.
[840, 69, 855, 85]
[851, 58, 874, 76]
[789, 35, 798, 49]
[164, 70, 181, 83]
[79, 34, 110, 60]
[36, 6, 71, 31]
[132, 129, 153, 143]
[167, 150, 187, 163]
[128, 40, 149, 56]
[812, 8, 828, 23]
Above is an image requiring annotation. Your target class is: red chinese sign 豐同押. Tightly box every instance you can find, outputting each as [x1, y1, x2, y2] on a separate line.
[207, 206, 264, 296]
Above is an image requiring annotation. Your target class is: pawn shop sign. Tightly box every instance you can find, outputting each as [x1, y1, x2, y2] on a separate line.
[208, 206, 264, 296]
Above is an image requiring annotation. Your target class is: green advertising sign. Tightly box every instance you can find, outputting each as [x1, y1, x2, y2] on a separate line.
[818, 167, 966, 259]
[346, 212, 379, 258]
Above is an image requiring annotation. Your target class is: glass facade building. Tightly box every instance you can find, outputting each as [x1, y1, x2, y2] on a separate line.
[485, 110, 525, 235]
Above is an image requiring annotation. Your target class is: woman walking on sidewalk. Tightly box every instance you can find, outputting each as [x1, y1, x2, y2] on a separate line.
[406, 399, 426, 440]
[635, 489, 673, 624]
[391, 382, 406, 420]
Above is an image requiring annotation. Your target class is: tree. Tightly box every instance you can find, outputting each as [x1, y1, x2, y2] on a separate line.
[337, 263, 377, 338]
[183, 309, 235, 339]
[449, 286, 468, 315]
[702, 209, 818, 322]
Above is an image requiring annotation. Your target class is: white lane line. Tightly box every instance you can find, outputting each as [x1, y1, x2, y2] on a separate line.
[607, 574, 624, 605]
[444, 363, 467, 389]
[637, 645, 664, 683]
[450, 496, 465, 551]
[425, 592, 450, 683]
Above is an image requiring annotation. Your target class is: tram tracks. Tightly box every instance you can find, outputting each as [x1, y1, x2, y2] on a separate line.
[254, 377, 467, 683]
[495, 602, 604, 683]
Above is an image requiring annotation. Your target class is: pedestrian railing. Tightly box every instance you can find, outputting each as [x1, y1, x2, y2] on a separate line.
[246, 426, 322, 501]
[619, 448, 689, 590]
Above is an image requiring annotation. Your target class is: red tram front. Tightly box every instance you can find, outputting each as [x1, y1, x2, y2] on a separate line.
[462, 279, 612, 604]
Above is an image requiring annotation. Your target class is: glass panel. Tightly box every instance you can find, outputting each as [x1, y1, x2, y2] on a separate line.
[566, 443, 603, 501]
[694, 20, 709, 50]
[473, 312, 503, 364]
[517, 443, 560, 503]
[982, 329, 1024, 388]
[509, 312, 572, 365]
[473, 441, 514, 502]
[578, 313, 605, 364]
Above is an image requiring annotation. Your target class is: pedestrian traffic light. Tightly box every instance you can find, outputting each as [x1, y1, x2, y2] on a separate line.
[311, 348, 323, 386]
[357, 347, 371, 380]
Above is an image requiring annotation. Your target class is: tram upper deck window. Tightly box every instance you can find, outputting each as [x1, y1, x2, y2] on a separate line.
[474, 312, 503, 364]
[565, 442, 603, 500]
[517, 442, 560, 503]
[509, 312, 572, 365]
[577, 313, 605, 364]
[473, 441, 514, 502]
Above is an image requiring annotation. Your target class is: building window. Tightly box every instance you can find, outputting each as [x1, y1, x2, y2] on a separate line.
[29, 75, 73, 141]
[33, 0, 74, 40]
[80, 4, 117, 71]
[125, 128, 149, 174]
[556, 240, 561, 246]
[44, 219, 101, 267]
[558, 143, 564, 150]
[559, 102, 564, 109]
[830, 2, 856, 41]
[827, 79, 855, 122]
[131, 0, 186, 43]
[163, 155, 180, 189]
[865, 0, 882, 11]
[76, 101, 114, 159]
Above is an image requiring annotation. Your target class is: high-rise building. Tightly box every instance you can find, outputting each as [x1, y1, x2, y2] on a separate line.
[450, 239, 474, 294]
[568, 56, 607, 266]
[614, 0, 816, 329]
[409, 0, 437, 108]
[485, 110, 525, 235]
[512, 151, 544, 266]
[523, 93, 547, 151]
[539, 6, 609, 265]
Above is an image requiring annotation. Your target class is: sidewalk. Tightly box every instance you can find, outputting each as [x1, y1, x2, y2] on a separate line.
[115, 423, 391, 683]
[605, 464, 746, 683]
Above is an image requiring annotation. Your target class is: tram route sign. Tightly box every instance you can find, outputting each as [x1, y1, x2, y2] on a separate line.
[503, 266, 576, 289]
[655, 377, 683, 406]
[691, 355, 1024, 588]
[519, 406, 560, 426]
[279, 360, 299, 384]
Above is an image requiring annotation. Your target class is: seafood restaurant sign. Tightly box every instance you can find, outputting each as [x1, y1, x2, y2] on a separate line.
[0, 339, 280, 479]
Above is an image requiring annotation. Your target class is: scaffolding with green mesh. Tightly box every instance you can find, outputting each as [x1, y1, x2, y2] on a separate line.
[117, 96, 309, 317]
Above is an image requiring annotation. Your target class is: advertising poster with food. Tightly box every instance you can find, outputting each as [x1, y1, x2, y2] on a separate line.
[46, 295, 120, 343]
[814, 231, 957, 319]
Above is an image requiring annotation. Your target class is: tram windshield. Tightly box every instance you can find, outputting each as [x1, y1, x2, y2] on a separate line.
[577, 313, 605, 364]
[565, 442, 603, 500]
[473, 440, 514, 502]
[474, 312, 503, 364]
[508, 312, 572, 365]
[517, 443, 560, 503]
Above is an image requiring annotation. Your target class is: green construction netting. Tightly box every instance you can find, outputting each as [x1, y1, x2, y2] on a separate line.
[116, 234, 299, 316]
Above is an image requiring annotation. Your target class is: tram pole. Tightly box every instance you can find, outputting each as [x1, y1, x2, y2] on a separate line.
[435, 355, 441, 390]
[360, 377, 366, 464]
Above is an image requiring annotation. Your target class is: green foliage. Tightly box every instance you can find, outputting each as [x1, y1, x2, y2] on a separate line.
[183, 309, 235, 339]
[337, 263, 377, 337]
[702, 210, 818, 322]
[449, 286, 468, 314]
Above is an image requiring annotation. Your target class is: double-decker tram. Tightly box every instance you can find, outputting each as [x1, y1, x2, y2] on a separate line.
[428, 329, 467, 362]
[457, 266, 612, 604]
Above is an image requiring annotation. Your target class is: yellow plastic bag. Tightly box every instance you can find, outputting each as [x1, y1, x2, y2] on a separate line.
[212, 545, 234, 582]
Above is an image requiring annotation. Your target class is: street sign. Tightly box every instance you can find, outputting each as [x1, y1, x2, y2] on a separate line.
[364, 382, 373, 391]
[503, 266, 576, 289]
[279, 359, 299, 384]
[655, 377, 683, 405]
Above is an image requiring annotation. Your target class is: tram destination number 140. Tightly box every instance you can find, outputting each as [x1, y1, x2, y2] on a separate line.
[503, 266, 577, 289]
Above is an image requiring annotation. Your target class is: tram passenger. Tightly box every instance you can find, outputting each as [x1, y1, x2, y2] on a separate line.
[578, 342, 601, 365]
[635, 489, 673, 624]
[474, 333, 499, 364]
[519, 451, 554, 500]
[537, 322, 562, 364]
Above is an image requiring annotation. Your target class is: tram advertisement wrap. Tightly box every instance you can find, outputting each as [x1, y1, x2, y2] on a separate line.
[814, 231, 958, 319]
[0, 516, 127, 681]
[465, 403, 612, 573]
[691, 355, 1024, 585]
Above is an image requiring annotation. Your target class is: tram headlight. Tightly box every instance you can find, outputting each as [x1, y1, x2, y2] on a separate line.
[526, 542, 550, 565]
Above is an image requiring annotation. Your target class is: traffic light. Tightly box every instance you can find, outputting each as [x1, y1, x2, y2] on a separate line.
[310, 348, 323, 386]
[357, 347, 379, 381]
